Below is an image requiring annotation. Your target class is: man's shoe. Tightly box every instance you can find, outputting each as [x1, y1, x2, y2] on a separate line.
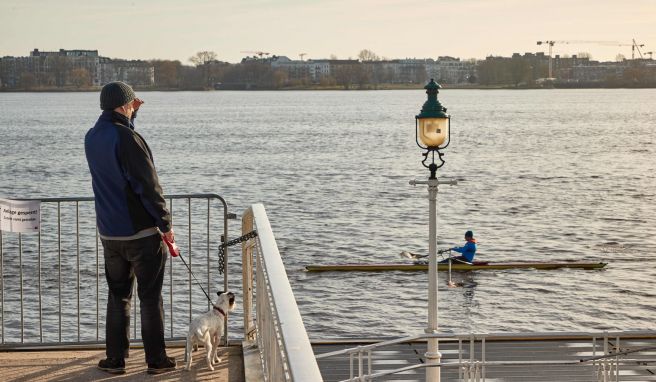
[98, 358, 126, 374]
[147, 356, 176, 374]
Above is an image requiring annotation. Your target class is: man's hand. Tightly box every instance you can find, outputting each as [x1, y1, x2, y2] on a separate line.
[163, 228, 175, 243]
[133, 98, 144, 112]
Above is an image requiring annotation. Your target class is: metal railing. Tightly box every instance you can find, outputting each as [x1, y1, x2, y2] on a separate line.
[242, 203, 323, 382]
[0, 194, 231, 349]
[315, 330, 656, 382]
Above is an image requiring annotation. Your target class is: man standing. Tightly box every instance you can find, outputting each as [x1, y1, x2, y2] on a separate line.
[85, 81, 176, 375]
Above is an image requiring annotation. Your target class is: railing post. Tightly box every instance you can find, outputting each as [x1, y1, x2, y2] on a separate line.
[19, 233, 24, 343]
[367, 349, 372, 376]
[358, 347, 363, 379]
[38, 216, 42, 343]
[242, 208, 255, 342]
[482, 336, 486, 381]
[604, 330, 609, 382]
[459, 338, 463, 380]
[615, 336, 620, 382]
[592, 337, 597, 372]
[169, 198, 173, 338]
[222, 203, 229, 342]
[0, 228, 3, 344]
[188, 197, 192, 325]
[470, 333, 475, 364]
[76, 201, 80, 342]
[350, 352, 354, 380]
[206, 199, 210, 312]
[57, 201, 61, 343]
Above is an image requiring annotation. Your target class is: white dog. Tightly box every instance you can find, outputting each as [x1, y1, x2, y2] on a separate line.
[185, 291, 236, 371]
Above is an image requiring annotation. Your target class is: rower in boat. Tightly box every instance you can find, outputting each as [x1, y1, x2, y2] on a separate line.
[306, 231, 608, 272]
[442, 230, 477, 264]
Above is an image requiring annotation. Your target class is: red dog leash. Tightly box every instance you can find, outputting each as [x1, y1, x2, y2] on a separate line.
[162, 235, 180, 257]
[162, 235, 214, 304]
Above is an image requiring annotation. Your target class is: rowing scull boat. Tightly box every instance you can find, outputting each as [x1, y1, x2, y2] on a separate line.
[305, 261, 607, 272]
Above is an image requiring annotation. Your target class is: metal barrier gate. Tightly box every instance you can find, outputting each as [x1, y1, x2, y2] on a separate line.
[0, 194, 231, 348]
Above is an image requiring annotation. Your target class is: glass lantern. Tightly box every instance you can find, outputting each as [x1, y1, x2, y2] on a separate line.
[416, 79, 450, 149]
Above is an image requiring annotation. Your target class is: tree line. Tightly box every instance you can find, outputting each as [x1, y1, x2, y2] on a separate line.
[2, 49, 655, 90]
[477, 53, 656, 87]
[154, 50, 429, 90]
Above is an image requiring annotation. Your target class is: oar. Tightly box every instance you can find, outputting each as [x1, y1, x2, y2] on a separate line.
[399, 251, 427, 260]
[443, 249, 457, 288]
[399, 249, 450, 260]
[400, 249, 458, 287]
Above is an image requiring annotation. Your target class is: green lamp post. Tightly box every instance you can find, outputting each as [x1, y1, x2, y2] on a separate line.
[411, 78, 456, 382]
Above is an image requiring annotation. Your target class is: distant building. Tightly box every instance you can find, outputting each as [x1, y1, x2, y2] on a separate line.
[30, 48, 99, 58]
[551, 54, 591, 80]
[29, 48, 103, 86]
[306, 60, 332, 82]
[432, 57, 477, 84]
[0, 49, 154, 88]
[270, 56, 311, 82]
[266, 56, 477, 85]
[391, 59, 430, 83]
[571, 62, 623, 82]
[100, 60, 154, 86]
[269, 57, 360, 83]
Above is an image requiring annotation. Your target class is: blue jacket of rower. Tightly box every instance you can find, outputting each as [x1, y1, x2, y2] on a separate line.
[452, 240, 477, 262]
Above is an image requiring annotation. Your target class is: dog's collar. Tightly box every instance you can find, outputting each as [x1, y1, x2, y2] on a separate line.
[213, 305, 227, 317]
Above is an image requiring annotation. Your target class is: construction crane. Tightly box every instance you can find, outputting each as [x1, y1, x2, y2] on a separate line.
[631, 39, 645, 59]
[240, 51, 271, 58]
[536, 41, 557, 79]
[598, 39, 645, 59]
[299, 52, 307, 61]
[536, 40, 620, 79]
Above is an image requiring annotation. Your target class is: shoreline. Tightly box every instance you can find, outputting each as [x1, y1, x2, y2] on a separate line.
[0, 84, 656, 93]
[2, 84, 656, 92]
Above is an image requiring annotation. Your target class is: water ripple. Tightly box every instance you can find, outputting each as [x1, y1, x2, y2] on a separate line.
[1, 90, 655, 340]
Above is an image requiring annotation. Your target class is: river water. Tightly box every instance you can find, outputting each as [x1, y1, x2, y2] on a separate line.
[0, 89, 654, 341]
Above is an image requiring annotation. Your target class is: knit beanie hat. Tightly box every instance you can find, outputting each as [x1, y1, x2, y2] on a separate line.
[100, 81, 136, 110]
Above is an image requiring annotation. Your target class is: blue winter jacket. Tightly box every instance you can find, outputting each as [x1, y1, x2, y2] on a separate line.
[452, 240, 477, 262]
[85, 111, 171, 237]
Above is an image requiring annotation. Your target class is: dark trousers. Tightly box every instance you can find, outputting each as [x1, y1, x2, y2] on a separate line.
[101, 234, 167, 364]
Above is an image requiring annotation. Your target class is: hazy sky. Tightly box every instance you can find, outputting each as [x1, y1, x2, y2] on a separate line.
[1, 0, 654, 63]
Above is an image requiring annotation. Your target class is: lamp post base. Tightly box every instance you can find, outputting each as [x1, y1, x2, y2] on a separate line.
[425, 347, 442, 382]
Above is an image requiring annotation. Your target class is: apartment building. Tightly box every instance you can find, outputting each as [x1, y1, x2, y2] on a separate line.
[0, 49, 154, 88]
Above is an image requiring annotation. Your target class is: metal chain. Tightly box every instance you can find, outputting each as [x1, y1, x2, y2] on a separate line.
[218, 230, 258, 274]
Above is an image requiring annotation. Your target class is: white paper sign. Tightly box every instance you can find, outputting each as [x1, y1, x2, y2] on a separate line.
[0, 198, 40, 233]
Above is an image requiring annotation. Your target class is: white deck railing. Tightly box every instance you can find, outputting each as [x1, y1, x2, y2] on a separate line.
[315, 330, 656, 382]
[242, 204, 323, 382]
